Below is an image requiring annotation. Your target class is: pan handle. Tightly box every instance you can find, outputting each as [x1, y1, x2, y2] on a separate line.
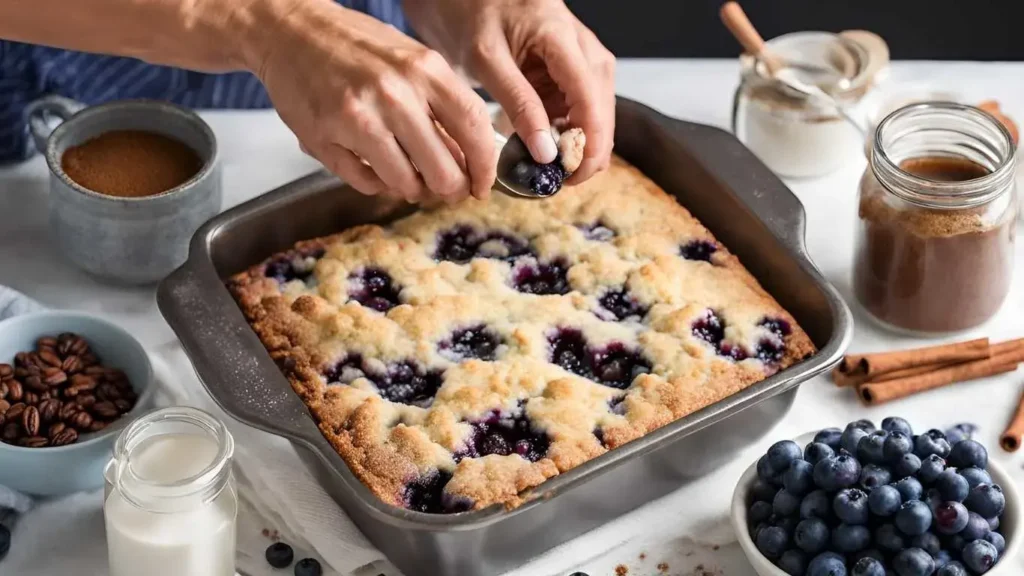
[156, 262, 325, 447]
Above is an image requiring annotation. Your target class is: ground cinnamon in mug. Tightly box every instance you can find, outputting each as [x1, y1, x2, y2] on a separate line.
[61, 130, 202, 198]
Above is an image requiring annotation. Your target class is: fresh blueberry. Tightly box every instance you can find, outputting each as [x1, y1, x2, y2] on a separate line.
[294, 558, 322, 576]
[944, 423, 978, 445]
[918, 454, 947, 484]
[965, 484, 1005, 519]
[265, 542, 294, 568]
[859, 464, 892, 492]
[842, 427, 872, 456]
[749, 500, 774, 525]
[958, 467, 992, 489]
[935, 469, 970, 502]
[755, 525, 790, 559]
[893, 453, 923, 479]
[893, 477, 924, 502]
[988, 516, 1000, 531]
[0, 525, 8, 562]
[680, 240, 718, 262]
[944, 534, 968, 555]
[914, 430, 952, 459]
[774, 489, 802, 517]
[934, 550, 953, 569]
[807, 552, 848, 576]
[893, 547, 935, 576]
[961, 539, 999, 573]
[795, 517, 831, 554]
[924, 488, 944, 512]
[777, 549, 807, 576]
[848, 419, 878, 433]
[851, 557, 886, 576]
[857, 430, 889, 465]
[962, 512, 991, 542]
[801, 489, 832, 520]
[784, 460, 815, 496]
[752, 479, 780, 502]
[874, 523, 907, 553]
[805, 442, 836, 465]
[598, 288, 649, 321]
[910, 532, 941, 557]
[895, 500, 933, 536]
[947, 439, 988, 470]
[852, 549, 885, 565]
[768, 440, 803, 473]
[751, 521, 769, 540]
[834, 489, 870, 525]
[937, 561, 969, 576]
[868, 485, 903, 517]
[884, 430, 915, 463]
[773, 514, 799, 535]
[984, 531, 1005, 554]
[882, 416, 914, 437]
[814, 428, 844, 452]
[758, 456, 782, 485]
[833, 523, 871, 553]
[814, 454, 862, 491]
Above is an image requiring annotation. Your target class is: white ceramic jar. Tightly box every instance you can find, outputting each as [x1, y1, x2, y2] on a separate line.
[104, 407, 237, 576]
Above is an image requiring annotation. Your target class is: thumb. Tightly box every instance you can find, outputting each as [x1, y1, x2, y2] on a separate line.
[473, 40, 556, 163]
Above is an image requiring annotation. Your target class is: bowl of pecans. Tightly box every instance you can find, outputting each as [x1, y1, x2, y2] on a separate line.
[0, 311, 155, 496]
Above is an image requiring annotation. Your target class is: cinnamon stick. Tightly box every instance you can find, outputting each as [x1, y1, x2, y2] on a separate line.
[860, 338, 990, 376]
[991, 338, 1024, 356]
[858, 345, 1024, 406]
[1000, 388, 1024, 452]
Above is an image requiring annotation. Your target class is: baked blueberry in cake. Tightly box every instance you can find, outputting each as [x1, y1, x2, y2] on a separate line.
[229, 155, 816, 514]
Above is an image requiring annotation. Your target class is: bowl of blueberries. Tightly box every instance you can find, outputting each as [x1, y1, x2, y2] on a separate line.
[731, 417, 1020, 576]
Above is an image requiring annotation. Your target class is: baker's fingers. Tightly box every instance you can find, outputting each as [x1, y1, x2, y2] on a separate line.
[472, 35, 557, 164]
[428, 80, 496, 201]
[343, 107, 427, 203]
[312, 142, 388, 197]
[385, 96, 472, 204]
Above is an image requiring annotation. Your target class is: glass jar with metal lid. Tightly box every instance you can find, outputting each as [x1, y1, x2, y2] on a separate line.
[854, 102, 1017, 335]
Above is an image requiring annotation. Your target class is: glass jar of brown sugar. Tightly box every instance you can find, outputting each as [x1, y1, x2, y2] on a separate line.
[854, 102, 1018, 335]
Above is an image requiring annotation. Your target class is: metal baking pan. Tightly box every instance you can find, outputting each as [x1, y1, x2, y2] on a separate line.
[158, 97, 853, 576]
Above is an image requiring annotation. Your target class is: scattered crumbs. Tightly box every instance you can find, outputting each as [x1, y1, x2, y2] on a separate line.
[712, 544, 720, 551]
[685, 550, 695, 557]
[683, 564, 723, 576]
[657, 562, 670, 573]
[261, 528, 281, 541]
[639, 553, 647, 561]
[615, 565, 629, 576]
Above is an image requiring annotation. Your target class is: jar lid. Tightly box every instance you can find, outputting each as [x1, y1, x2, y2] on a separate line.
[745, 31, 881, 102]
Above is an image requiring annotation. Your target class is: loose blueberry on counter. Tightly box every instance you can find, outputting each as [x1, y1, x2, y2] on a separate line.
[508, 157, 569, 197]
[264, 248, 325, 284]
[749, 500, 774, 525]
[460, 410, 551, 462]
[895, 500, 933, 536]
[800, 490, 831, 520]
[807, 552, 846, 576]
[404, 470, 471, 514]
[577, 222, 616, 241]
[680, 240, 718, 262]
[834, 488, 870, 525]
[794, 517, 830, 554]
[434, 226, 533, 264]
[858, 463, 891, 492]
[893, 453, 922, 479]
[773, 489, 802, 517]
[882, 416, 914, 437]
[947, 439, 988, 469]
[965, 484, 1005, 518]
[813, 453, 862, 491]
[832, 523, 871, 553]
[852, 557, 886, 576]
[918, 454, 947, 484]
[893, 476, 923, 502]
[777, 549, 807, 576]
[961, 539, 999, 574]
[294, 558, 322, 576]
[756, 525, 790, 559]
[439, 325, 500, 362]
[893, 547, 935, 576]
[867, 484, 902, 517]
[937, 561, 969, 576]
[875, 523, 907, 554]
[935, 469, 970, 502]
[911, 531, 942, 557]
[512, 259, 570, 295]
[857, 430, 889, 465]
[265, 542, 295, 568]
[348, 268, 402, 312]
[984, 530, 1005, 554]
[783, 459, 815, 496]
[958, 467, 992, 489]
[598, 288, 648, 321]
[883, 430, 914, 463]
[944, 423, 978, 445]
[934, 501, 970, 535]
[914, 429, 952, 459]
[804, 442, 835, 465]
[813, 428, 843, 452]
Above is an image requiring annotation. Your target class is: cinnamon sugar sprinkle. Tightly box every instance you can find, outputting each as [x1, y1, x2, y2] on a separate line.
[615, 565, 629, 576]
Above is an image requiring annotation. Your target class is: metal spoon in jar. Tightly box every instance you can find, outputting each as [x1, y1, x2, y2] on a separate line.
[774, 68, 866, 136]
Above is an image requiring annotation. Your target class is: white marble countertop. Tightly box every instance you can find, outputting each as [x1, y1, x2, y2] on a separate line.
[2, 59, 1023, 576]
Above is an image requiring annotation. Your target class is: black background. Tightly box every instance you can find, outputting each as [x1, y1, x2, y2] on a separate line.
[565, 1, 1023, 60]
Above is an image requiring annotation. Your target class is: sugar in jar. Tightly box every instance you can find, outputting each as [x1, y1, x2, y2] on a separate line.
[104, 407, 237, 576]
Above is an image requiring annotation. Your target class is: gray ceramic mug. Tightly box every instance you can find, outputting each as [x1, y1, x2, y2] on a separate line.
[27, 96, 222, 285]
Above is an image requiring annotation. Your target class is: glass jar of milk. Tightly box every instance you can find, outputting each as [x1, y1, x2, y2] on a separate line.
[104, 407, 237, 576]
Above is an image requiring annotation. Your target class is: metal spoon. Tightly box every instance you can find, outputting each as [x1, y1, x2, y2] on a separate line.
[774, 68, 865, 136]
[493, 131, 554, 199]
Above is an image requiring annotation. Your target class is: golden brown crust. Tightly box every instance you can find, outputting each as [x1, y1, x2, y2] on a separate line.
[228, 156, 817, 512]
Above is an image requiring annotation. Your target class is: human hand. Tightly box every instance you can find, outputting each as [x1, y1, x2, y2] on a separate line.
[250, 2, 496, 202]
[406, 0, 616, 185]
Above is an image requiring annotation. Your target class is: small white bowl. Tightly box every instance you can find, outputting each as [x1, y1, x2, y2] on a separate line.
[731, 431, 1022, 576]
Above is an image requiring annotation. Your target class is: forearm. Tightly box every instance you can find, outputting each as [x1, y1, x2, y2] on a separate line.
[0, 0, 299, 72]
